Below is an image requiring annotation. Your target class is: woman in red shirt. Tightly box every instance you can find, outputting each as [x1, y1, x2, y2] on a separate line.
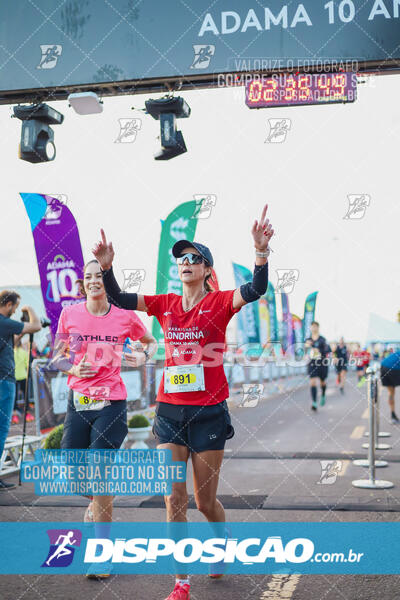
[92, 204, 274, 599]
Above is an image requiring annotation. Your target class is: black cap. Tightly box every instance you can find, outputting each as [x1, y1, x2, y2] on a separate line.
[172, 240, 214, 267]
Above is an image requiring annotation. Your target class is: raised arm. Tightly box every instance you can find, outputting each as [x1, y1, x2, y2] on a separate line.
[20, 305, 42, 336]
[92, 229, 148, 312]
[232, 204, 274, 311]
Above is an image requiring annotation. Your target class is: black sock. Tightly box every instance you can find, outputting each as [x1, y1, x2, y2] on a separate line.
[321, 384, 326, 396]
[311, 386, 317, 403]
[391, 411, 397, 418]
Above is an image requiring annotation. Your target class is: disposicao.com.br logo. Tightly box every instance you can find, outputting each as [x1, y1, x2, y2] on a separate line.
[84, 535, 363, 567]
[0, 522, 387, 575]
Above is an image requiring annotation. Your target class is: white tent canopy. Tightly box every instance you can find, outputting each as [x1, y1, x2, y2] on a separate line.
[366, 313, 400, 345]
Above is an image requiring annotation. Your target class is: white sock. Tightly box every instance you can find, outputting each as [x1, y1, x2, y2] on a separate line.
[176, 578, 190, 586]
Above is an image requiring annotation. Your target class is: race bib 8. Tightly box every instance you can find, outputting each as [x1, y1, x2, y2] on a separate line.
[73, 391, 111, 412]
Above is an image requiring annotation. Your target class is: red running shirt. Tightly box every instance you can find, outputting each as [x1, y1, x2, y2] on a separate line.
[362, 351, 371, 367]
[353, 351, 364, 367]
[144, 290, 240, 406]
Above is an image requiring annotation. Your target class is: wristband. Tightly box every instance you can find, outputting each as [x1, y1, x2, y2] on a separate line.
[255, 249, 270, 258]
[143, 349, 149, 362]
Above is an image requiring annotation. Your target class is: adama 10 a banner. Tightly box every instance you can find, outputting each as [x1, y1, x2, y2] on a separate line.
[20, 193, 84, 341]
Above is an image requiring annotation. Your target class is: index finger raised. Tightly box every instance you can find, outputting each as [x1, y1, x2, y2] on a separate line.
[260, 204, 268, 223]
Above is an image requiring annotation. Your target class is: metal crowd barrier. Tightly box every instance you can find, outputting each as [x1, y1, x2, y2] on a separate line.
[28, 357, 307, 432]
[0, 435, 41, 476]
[1, 355, 308, 476]
[224, 361, 306, 386]
[352, 366, 394, 489]
[362, 369, 391, 444]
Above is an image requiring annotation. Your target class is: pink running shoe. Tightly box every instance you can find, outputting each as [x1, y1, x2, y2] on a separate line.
[164, 583, 190, 600]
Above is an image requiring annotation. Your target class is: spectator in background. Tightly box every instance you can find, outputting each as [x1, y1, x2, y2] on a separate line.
[12, 338, 27, 423]
[372, 344, 381, 362]
[383, 347, 394, 359]
[0, 291, 41, 490]
[40, 334, 52, 358]
[31, 341, 40, 359]
[12, 339, 34, 424]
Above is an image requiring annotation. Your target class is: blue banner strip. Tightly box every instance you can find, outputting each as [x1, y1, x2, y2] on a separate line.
[0, 522, 398, 574]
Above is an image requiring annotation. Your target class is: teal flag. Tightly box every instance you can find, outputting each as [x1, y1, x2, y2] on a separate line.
[281, 292, 293, 353]
[292, 314, 303, 346]
[266, 282, 279, 342]
[303, 292, 318, 340]
[152, 201, 201, 358]
[232, 263, 261, 349]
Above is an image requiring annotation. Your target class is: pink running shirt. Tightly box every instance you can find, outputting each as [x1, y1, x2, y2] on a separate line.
[56, 302, 147, 400]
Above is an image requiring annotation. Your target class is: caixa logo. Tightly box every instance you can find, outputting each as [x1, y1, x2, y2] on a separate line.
[84, 536, 314, 564]
[42, 529, 82, 567]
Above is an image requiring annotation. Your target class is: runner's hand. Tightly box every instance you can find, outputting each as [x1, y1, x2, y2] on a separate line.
[123, 343, 146, 368]
[69, 353, 98, 378]
[92, 229, 115, 270]
[252, 204, 274, 251]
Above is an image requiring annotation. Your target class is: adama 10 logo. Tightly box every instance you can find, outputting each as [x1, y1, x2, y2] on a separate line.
[42, 529, 82, 567]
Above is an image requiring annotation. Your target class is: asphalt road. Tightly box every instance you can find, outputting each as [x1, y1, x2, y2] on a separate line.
[0, 371, 399, 599]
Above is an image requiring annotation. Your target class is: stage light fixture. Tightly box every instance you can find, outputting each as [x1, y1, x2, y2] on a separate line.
[13, 103, 64, 163]
[145, 96, 190, 160]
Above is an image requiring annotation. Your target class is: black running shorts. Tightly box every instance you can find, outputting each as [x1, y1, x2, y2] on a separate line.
[61, 391, 127, 450]
[308, 362, 329, 381]
[381, 366, 400, 388]
[152, 399, 234, 453]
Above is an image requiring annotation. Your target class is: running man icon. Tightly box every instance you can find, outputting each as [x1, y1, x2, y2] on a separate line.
[42, 529, 82, 568]
[46, 531, 77, 566]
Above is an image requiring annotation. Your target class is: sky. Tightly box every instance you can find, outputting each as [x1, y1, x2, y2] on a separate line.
[0, 73, 399, 343]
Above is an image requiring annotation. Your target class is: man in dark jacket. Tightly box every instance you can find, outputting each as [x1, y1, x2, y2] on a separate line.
[0, 290, 41, 490]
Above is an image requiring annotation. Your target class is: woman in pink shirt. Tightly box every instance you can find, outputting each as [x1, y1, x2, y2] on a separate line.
[54, 259, 156, 578]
